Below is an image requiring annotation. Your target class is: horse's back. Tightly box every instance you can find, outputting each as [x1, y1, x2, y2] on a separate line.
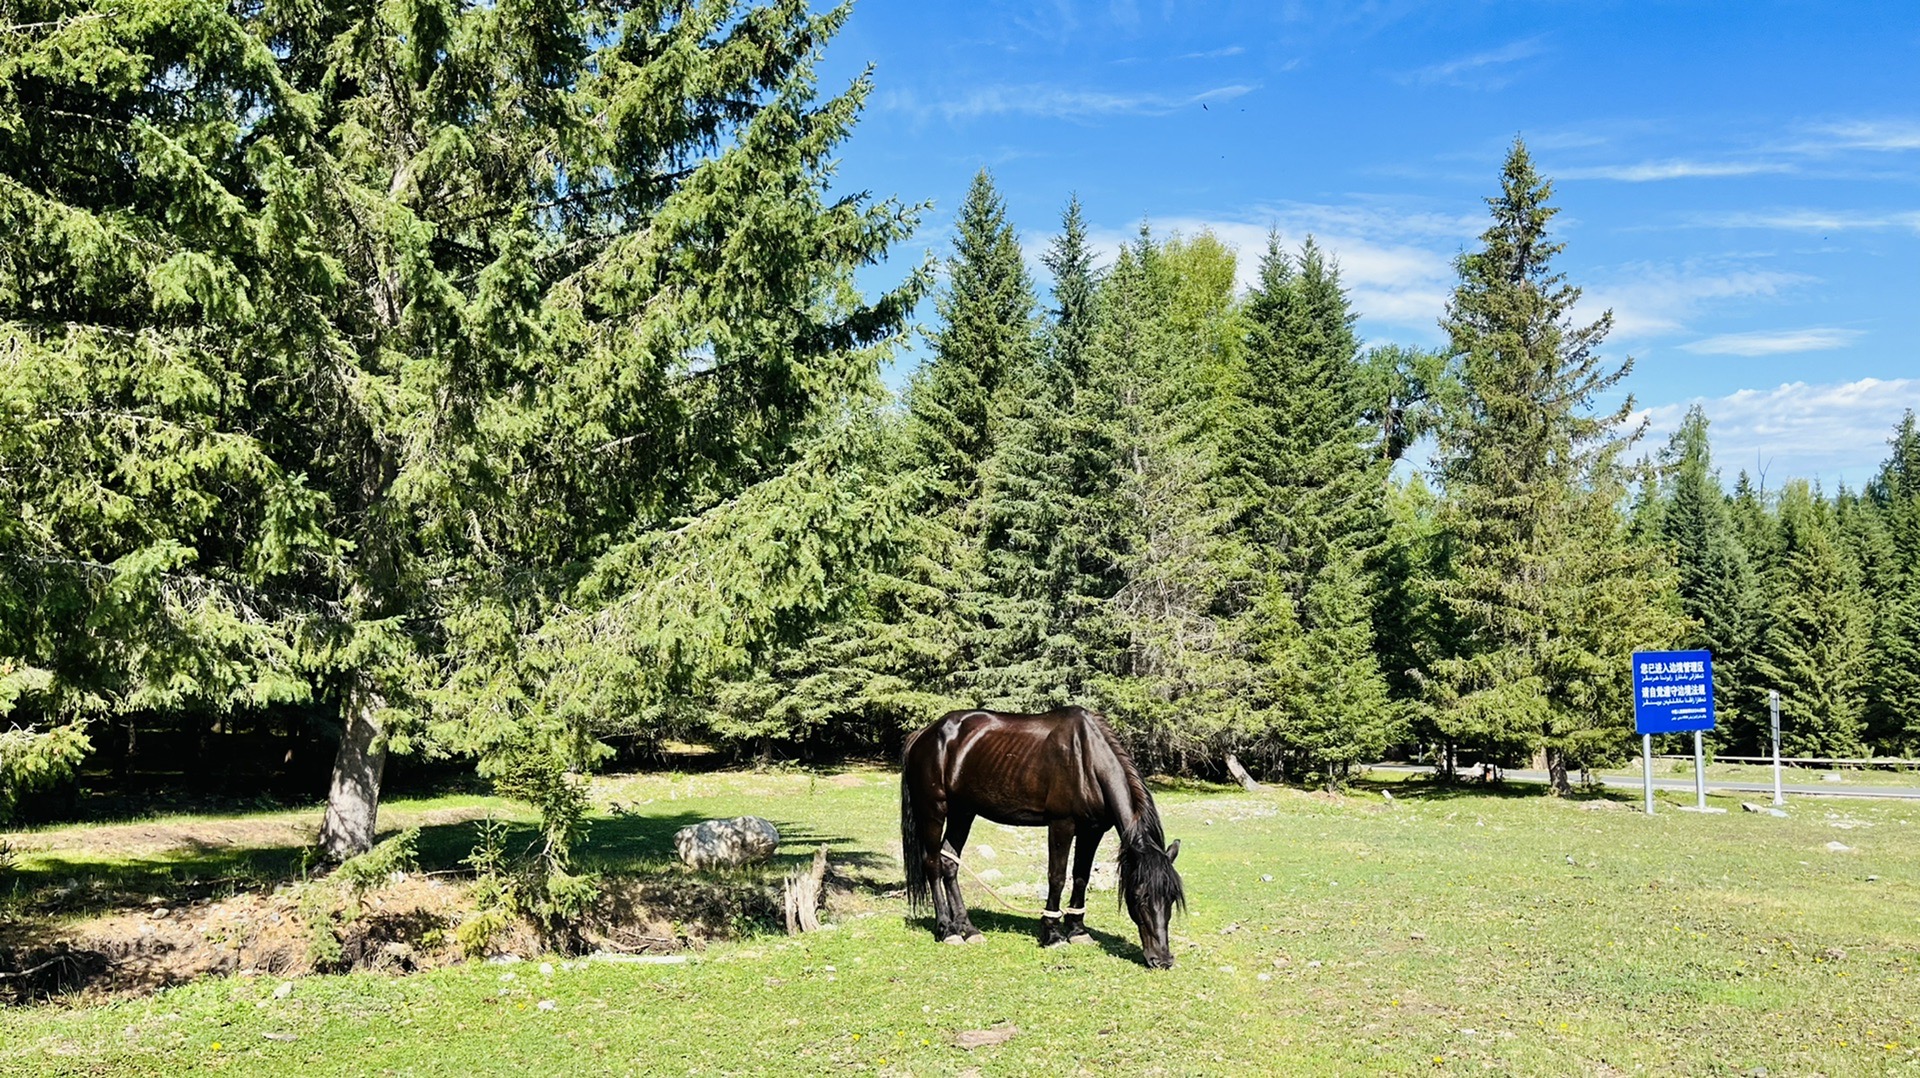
[904, 707, 1104, 823]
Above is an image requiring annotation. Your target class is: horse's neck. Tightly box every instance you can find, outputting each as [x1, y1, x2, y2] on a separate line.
[1091, 749, 1154, 845]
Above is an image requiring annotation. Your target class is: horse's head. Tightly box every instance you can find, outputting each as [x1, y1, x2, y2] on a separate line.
[1121, 837, 1183, 969]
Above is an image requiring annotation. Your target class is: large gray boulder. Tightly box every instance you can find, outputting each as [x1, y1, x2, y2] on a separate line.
[673, 816, 780, 870]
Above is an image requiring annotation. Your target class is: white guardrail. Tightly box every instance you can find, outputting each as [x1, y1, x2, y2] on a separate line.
[1649, 754, 1920, 769]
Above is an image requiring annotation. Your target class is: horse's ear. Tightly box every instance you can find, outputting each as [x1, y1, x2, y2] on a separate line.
[1166, 839, 1180, 862]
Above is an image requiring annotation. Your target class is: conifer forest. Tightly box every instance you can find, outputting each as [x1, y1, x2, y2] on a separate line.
[4, 0, 1918, 863]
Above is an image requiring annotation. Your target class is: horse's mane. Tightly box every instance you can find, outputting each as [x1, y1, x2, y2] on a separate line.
[1078, 708, 1185, 916]
[1079, 708, 1163, 848]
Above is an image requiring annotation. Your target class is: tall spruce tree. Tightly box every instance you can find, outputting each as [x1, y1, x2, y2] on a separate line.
[971, 195, 1109, 708]
[1034, 196, 1125, 704]
[1425, 140, 1680, 793]
[1866, 413, 1920, 751]
[0, 0, 919, 855]
[886, 169, 1039, 709]
[909, 170, 1038, 507]
[1231, 235, 1394, 784]
[1084, 230, 1246, 771]
[1754, 482, 1869, 755]
[1656, 408, 1766, 751]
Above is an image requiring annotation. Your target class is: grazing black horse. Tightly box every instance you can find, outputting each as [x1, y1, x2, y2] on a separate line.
[900, 706, 1185, 968]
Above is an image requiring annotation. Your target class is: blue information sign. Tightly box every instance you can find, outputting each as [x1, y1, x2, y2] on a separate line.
[1631, 650, 1715, 734]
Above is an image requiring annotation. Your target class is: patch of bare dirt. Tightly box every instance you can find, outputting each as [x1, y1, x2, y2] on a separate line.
[5, 818, 319, 861]
[0, 876, 476, 1003]
[0, 863, 846, 1004]
[5, 805, 494, 862]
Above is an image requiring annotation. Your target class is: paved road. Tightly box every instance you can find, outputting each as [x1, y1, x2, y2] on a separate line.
[1368, 764, 1920, 801]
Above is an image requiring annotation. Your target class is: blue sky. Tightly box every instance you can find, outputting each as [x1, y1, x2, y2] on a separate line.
[815, 1, 1920, 487]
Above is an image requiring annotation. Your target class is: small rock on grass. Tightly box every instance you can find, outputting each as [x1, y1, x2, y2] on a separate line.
[1825, 841, 1856, 853]
[953, 1024, 1018, 1050]
[273, 982, 293, 1000]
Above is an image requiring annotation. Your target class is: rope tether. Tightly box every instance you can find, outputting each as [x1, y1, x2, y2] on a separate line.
[938, 846, 1053, 917]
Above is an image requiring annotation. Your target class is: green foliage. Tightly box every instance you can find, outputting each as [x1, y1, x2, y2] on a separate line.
[1287, 563, 1396, 788]
[1081, 230, 1249, 768]
[1228, 234, 1396, 781]
[331, 828, 421, 902]
[1654, 408, 1767, 750]
[1425, 139, 1682, 790]
[1, 0, 921, 852]
[298, 883, 346, 970]
[0, 715, 90, 823]
[1866, 412, 1920, 751]
[968, 195, 1103, 711]
[6, 0, 1915, 802]
[974, 197, 1121, 711]
[910, 170, 1038, 507]
[1363, 344, 1456, 466]
[1754, 482, 1869, 756]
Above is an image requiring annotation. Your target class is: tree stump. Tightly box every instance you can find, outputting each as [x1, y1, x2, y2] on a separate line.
[1225, 753, 1262, 792]
[784, 844, 830, 934]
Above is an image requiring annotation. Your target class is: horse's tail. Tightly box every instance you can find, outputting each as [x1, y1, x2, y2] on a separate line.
[900, 728, 929, 914]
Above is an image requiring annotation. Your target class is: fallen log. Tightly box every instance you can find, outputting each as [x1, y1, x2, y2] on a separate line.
[1226, 753, 1262, 792]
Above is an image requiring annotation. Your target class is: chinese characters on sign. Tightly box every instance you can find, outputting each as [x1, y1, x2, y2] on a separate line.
[1631, 650, 1715, 735]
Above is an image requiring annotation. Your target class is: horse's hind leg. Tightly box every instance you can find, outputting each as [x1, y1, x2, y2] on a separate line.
[915, 802, 964, 943]
[1064, 822, 1107, 944]
[940, 811, 984, 943]
[1040, 818, 1073, 947]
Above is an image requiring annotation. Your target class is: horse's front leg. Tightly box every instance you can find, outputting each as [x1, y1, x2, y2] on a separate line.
[941, 811, 984, 944]
[1040, 818, 1073, 947]
[1064, 822, 1107, 944]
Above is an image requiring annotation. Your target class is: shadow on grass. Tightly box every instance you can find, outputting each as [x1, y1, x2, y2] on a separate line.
[901, 907, 1150, 967]
[4, 806, 901, 926]
[1349, 773, 1639, 805]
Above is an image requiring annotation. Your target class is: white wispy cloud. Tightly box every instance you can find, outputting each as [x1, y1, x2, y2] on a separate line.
[1690, 208, 1920, 234]
[1579, 263, 1809, 340]
[1179, 45, 1246, 60]
[1407, 37, 1548, 87]
[1637, 379, 1920, 485]
[887, 82, 1256, 122]
[1559, 159, 1795, 182]
[1680, 328, 1864, 356]
[1803, 119, 1920, 153]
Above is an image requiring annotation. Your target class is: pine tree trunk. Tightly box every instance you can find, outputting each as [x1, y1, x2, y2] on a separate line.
[1544, 745, 1573, 796]
[319, 679, 388, 860]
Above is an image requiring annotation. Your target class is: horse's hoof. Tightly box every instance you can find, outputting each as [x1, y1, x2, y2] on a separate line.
[963, 933, 986, 945]
[941, 934, 966, 945]
[1067, 932, 1094, 945]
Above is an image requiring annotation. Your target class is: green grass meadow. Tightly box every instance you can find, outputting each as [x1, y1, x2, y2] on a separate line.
[3, 769, 1917, 1075]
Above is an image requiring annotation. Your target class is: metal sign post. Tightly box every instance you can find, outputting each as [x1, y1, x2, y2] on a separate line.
[1642, 734, 1654, 815]
[1631, 650, 1718, 815]
[1770, 690, 1783, 807]
[1692, 730, 1707, 811]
